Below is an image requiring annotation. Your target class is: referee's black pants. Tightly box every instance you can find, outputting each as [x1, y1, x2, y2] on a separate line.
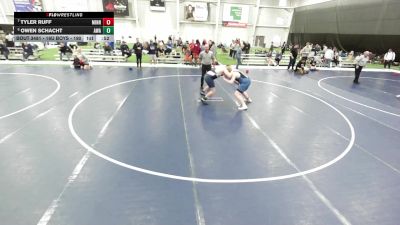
[384, 60, 393, 69]
[354, 65, 363, 83]
[201, 64, 212, 89]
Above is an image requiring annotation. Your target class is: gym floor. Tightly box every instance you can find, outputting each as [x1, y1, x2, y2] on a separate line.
[0, 64, 399, 225]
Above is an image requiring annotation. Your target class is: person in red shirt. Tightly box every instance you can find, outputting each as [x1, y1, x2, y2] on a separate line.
[192, 39, 201, 66]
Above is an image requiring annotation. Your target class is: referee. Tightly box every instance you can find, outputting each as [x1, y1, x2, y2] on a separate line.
[199, 45, 215, 94]
[353, 51, 369, 84]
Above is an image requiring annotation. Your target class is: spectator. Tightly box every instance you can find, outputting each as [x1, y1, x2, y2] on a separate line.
[324, 47, 334, 67]
[347, 51, 354, 61]
[201, 39, 207, 52]
[246, 41, 251, 55]
[266, 51, 274, 66]
[0, 40, 10, 60]
[235, 43, 242, 69]
[309, 57, 317, 71]
[184, 45, 192, 65]
[210, 41, 217, 58]
[287, 44, 298, 70]
[177, 37, 183, 47]
[104, 42, 112, 55]
[22, 43, 33, 61]
[314, 44, 321, 55]
[133, 38, 144, 68]
[192, 40, 201, 66]
[300, 42, 312, 59]
[158, 40, 165, 56]
[332, 47, 340, 67]
[322, 44, 328, 55]
[120, 41, 131, 58]
[295, 58, 309, 75]
[59, 42, 73, 61]
[281, 41, 286, 54]
[165, 36, 173, 54]
[229, 40, 236, 58]
[275, 52, 282, 66]
[269, 42, 274, 52]
[384, 49, 396, 69]
[5, 32, 14, 47]
[148, 40, 158, 64]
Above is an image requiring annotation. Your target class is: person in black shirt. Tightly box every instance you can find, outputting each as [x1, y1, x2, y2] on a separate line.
[59, 42, 72, 61]
[281, 42, 286, 54]
[22, 43, 33, 61]
[133, 38, 143, 68]
[147, 40, 158, 64]
[287, 44, 298, 70]
[120, 41, 131, 58]
[0, 41, 10, 60]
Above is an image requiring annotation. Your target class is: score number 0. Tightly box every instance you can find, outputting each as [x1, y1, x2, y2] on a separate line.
[103, 18, 114, 26]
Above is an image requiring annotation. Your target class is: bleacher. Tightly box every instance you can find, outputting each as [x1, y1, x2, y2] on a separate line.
[55, 48, 127, 62]
[0, 47, 40, 60]
[241, 53, 291, 66]
[157, 52, 182, 64]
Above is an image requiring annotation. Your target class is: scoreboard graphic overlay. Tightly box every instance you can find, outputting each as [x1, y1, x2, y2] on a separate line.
[14, 12, 114, 42]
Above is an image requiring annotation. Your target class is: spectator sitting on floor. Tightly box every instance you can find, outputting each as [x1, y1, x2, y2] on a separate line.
[22, 42, 33, 61]
[104, 42, 112, 55]
[120, 41, 131, 58]
[0, 40, 10, 60]
[59, 42, 73, 61]
[295, 58, 309, 75]
[308, 57, 317, 71]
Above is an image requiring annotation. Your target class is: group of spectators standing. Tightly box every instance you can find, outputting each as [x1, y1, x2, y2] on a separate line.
[117, 36, 219, 67]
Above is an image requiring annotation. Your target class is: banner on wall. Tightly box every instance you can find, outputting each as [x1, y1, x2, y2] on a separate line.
[150, 0, 165, 12]
[13, 0, 43, 12]
[103, 0, 129, 17]
[222, 4, 249, 28]
[184, 2, 208, 22]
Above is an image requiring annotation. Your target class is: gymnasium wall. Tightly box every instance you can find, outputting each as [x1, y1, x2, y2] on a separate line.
[0, 0, 293, 46]
[288, 0, 400, 55]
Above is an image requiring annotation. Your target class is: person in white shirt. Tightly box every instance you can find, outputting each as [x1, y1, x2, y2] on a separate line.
[324, 47, 334, 68]
[300, 42, 312, 59]
[353, 51, 370, 84]
[5, 33, 14, 47]
[383, 49, 396, 69]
